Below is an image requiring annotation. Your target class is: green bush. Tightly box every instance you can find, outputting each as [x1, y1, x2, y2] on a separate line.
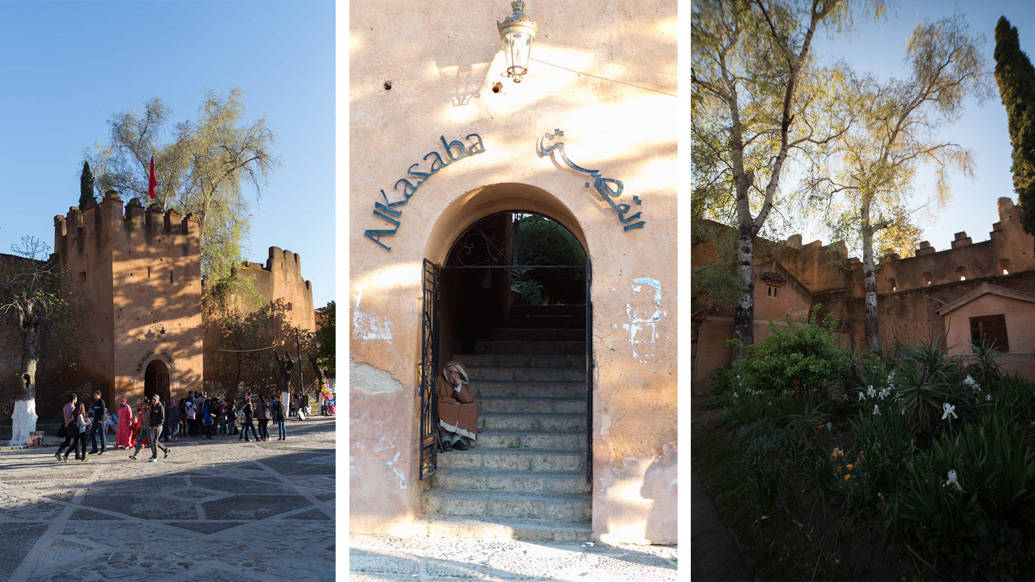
[727, 305, 855, 399]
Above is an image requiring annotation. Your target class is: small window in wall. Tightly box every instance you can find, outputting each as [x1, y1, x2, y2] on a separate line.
[147, 266, 152, 279]
[923, 272, 933, 286]
[1001, 259, 1010, 276]
[957, 267, 967, 281]
[286, 302, 294, 311]
[79, 271, 86, 282]
[970, 314, 1009, 352]
[889, 277, 897, 292]
[169, 269, 174, 284]
[766, 285, 778, 298]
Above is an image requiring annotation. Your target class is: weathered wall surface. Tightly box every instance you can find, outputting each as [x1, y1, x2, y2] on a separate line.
[55, 192, 203, 403]
[693, 197, 1035, 388]
[350, 0, 678, 544]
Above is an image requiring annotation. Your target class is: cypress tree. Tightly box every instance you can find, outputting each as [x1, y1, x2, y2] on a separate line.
[994, 16, 1035, 235]
[79, 160, 95, 208]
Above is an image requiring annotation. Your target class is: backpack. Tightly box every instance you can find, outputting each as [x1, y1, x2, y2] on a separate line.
[184, 400, 196, 419]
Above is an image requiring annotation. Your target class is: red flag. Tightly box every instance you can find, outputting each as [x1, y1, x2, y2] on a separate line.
[148, 155, 157, 199]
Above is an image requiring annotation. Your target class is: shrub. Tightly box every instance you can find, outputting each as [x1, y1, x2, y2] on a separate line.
[727, 305, 855, 399]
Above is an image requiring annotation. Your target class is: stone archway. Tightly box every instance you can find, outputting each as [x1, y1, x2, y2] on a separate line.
[419, 184, 595, 540]
[144, 360, 171, 403]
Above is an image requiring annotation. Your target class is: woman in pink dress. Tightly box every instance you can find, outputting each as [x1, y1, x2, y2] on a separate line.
[116, 398, 135, 448]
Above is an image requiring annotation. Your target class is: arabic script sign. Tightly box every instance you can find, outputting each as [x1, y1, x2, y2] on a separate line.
[537, 129, 645, 231]
[365, 134, 486, 252]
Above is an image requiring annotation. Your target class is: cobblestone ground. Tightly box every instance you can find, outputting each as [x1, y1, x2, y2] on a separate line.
[0, 417, 335, 582]
[350, 533, 678, 581]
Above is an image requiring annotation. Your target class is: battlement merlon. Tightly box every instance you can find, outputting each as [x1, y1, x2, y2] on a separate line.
[52, 190, 197, 252]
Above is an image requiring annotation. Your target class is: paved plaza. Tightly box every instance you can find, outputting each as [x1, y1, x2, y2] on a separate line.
[0, 417, 335, 582]
[349, 533, 679, 581]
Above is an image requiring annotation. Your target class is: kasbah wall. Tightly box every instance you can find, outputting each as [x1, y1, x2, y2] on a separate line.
[0, 189, 314, 413]
[350, 1, 677, 544]
[692, 197, 1035, 391]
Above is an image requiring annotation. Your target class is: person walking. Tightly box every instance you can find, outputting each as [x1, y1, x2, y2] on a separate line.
[131, 394, 169, 462]
[115, 398, 135, 448]
[60, 402, 91, 462]
[202, 398, 214, 439]
[238, 396, 259, 442]
[165, 399, 181, 442]
[271, 393, 286, 440]
[88, 389, 108, 455]
[55, 393, 79, 461]
[257, 395, 270, 441]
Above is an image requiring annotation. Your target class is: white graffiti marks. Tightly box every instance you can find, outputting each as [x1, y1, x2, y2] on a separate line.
[352, 290, 392, 341]
[622, 277, 664, 363]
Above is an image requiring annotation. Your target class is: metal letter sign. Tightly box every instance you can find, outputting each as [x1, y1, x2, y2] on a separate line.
[537, 129, 645, 232]
[365, 134, 486, 252]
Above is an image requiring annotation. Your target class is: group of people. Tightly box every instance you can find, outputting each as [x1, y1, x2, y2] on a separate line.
[55, 390, 307, 463]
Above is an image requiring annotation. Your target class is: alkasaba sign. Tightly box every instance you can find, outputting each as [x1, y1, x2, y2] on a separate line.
[364, 133, 485, 252]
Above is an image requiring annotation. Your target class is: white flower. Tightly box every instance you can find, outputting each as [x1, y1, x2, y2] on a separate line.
[963, 375, 975, 387]
[878, 387, 891, 400]
[858, 391, 867, 401]
[732, 392, 739, 399]
[887, 374, 894, 383]
[872, 404, 881, 416]
[941, 402, 957, 420]
[867, 385, 877, 399]
[943, 469, 963, 492]
[826, 421, 833, 432]
[986, 394, 992, 401]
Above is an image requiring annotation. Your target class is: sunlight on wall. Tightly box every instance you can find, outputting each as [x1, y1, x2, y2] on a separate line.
[351, 261, 423, 295]
[599, 477, 652, 545]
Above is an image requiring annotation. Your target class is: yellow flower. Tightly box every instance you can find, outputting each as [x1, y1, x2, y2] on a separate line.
[844, 474, 851, 480]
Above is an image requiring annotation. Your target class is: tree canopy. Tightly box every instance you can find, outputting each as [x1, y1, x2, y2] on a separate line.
[88, 89, 276, 281]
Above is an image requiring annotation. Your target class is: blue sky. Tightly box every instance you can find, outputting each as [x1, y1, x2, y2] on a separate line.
[794, 0, 1035, 254]
[0, 0, 334, 307]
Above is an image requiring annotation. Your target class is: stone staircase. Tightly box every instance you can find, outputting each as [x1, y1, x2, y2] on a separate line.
[422, 305, 591, 541]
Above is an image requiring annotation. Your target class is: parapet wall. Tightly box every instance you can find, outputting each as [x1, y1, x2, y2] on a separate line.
[236, 246, 316, 333]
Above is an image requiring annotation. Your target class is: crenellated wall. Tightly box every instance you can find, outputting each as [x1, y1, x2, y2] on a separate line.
[238, 247, 316, 332]
[52, 190, 203, 404]
[693, 197, 1035, 388]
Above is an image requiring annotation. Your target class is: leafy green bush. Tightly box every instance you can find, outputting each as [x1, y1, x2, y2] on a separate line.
[727, 305, 855, 398]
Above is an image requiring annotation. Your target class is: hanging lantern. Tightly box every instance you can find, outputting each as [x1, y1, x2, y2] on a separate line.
[497, 1, 537, 83]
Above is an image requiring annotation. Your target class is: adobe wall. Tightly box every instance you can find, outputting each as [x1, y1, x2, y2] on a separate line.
[943, 294, 1035, 359]
[54, 191, 203, 403]
[692, 197, 1035, 388]
[237, 247, 316, 333]
[350, 0, 678, 544]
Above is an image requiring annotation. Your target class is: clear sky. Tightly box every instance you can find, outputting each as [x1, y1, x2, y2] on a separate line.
[789, 0, 1035, 255]
[0, 0, 334, 307]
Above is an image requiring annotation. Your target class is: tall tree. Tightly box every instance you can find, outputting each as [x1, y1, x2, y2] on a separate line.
[315, 300, 335, 377]
[994, 16, 1035, 237]
[89, 89, 276, 281]
[0, 236, 77, 445]
[692, 0, 877, 348]
[79, 161, 95, 208]
[808, 15, 989, 353]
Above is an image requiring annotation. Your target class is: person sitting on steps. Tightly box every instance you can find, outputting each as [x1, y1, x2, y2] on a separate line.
[438, 361, 478, 451]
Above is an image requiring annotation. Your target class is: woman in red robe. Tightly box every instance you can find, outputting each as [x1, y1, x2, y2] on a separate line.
[115, 398, 135, 448]
[439, 361, 478, 451]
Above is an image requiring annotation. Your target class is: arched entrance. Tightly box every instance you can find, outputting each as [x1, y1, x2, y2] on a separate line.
[418, 207, 593, 540]
[144, 360, 171, 403]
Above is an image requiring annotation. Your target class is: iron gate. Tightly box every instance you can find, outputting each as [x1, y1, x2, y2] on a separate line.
[418, 258, 441, 481]
[585, 260, 593, 484]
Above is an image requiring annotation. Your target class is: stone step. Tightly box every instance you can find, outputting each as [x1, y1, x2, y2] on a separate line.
[475, 430, 587, 451]
[478, 396, 585, 415]
[437, 447, 586, 472]
[423, 489, 592, 522]
[459, 353, 587, 369]
[488, 328, 585, 341]
[474, 340, 585, 355]
[468, 366, 586, 382]
[473, 381, 587, 399]
[510, 304, 586, 316]
[415, 516, 592, 543]
[502, 314, 585, 329]
[431, 468, 591, 495]
[479, 412, 587, 433]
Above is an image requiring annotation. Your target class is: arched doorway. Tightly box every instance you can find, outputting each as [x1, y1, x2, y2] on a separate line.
[144, 360, 171, 403]
[418, 209, 593, 540]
